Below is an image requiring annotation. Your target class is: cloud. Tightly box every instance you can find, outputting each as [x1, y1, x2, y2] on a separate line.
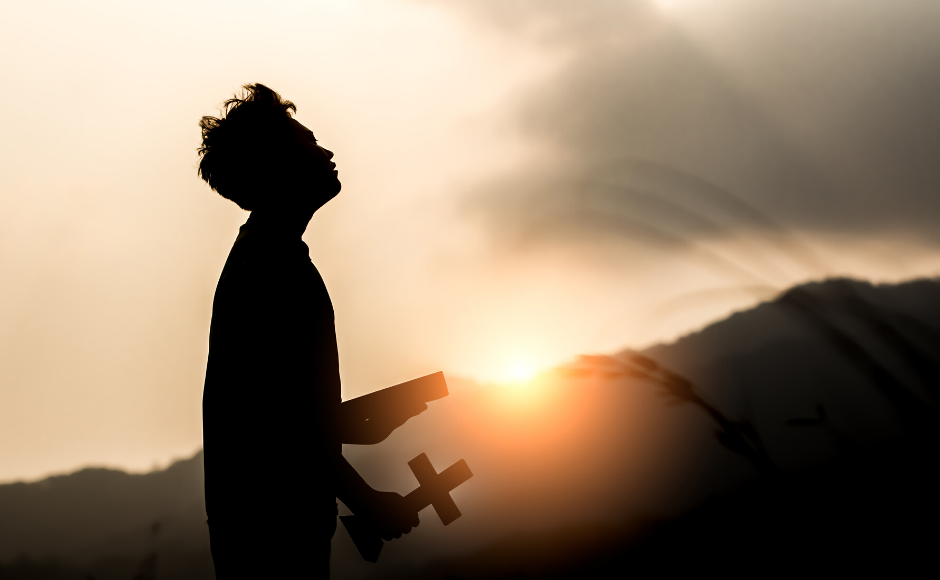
[433, 0, 653, 47]
[443, 0, 940, 255]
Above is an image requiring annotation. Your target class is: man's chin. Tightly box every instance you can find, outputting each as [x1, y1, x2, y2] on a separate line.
[312, 178, 341, 200]
[316, 181, 341, 208]
[327, 180, 341, 199]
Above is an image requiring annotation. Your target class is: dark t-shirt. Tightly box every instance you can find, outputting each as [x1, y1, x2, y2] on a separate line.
[203, 214, 342, 528]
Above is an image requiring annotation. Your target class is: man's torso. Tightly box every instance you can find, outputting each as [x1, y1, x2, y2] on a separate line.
[203, 216, 342, 524]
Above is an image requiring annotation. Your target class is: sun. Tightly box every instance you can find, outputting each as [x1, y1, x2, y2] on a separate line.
[508, 360, 537, 383]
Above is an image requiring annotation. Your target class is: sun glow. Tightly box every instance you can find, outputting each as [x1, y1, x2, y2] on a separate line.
[493, 358, 555, 410]
[476, 347, 556, 385]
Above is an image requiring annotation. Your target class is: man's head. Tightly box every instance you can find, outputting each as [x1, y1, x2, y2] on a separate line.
[197, 83, 341, 212]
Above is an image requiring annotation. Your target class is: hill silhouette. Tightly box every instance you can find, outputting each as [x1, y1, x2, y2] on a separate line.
[0, 452, 210, 580]
[2, 277, 939, 578]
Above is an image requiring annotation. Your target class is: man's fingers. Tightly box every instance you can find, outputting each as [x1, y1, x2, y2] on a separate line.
[368, 492, 419, 542]
[379, 527, 409, 541]
[403, 402, 427, 418]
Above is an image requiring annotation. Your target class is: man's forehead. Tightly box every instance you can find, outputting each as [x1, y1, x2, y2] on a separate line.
[288, 118, 315, 137]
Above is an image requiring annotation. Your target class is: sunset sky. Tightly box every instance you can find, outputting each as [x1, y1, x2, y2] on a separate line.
[2, 0, 940, 482]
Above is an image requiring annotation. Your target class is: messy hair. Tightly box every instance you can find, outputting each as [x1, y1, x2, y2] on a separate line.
[197, 84, 298, 210]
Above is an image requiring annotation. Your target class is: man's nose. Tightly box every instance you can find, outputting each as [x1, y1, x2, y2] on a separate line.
[322, 147, 335, 160]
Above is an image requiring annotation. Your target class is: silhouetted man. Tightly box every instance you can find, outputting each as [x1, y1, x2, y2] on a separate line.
[198, 84, 424, 579]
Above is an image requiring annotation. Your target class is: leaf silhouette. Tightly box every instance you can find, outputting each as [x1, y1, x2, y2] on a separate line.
[628, 353, 659, 371]
[716, 429, 752, 455]
[734, 420, 761, 444]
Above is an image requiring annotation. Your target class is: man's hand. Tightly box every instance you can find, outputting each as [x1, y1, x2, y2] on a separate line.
[340, 400, 428, 445]
[360, 490, 420, 541]
[365, 400, 428, 443]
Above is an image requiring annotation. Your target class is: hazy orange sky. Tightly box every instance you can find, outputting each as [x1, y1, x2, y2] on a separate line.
[3, 0, 940, 482]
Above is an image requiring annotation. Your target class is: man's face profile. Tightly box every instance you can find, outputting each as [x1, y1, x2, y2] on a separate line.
[289, 118, 342, 208]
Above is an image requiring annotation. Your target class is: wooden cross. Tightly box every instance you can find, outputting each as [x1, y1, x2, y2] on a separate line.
[340, 453, 473, 562]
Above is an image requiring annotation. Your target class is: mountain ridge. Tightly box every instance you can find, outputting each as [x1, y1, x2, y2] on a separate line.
[4, 276, 940, 579]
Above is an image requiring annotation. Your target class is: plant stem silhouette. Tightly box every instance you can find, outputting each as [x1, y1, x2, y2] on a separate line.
[564, 353, 777, 477]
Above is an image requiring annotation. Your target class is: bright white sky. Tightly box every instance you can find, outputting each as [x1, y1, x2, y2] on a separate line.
[2, 0, 939, 482]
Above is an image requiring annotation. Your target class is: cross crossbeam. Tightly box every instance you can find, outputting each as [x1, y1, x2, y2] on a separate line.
[404, 453, 472, 525]
[340, 453, 473, 562]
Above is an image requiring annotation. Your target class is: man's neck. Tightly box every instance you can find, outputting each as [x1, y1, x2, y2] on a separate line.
[246, 206, 313, 238]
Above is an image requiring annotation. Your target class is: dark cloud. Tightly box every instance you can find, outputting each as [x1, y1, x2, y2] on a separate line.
[447, 0, 940, 255]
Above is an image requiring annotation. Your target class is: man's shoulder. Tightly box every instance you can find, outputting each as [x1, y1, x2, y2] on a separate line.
[215, 230, 316, 300]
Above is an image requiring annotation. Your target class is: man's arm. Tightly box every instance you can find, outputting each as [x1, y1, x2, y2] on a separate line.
[336, 372, 445, 444]
[334, 454, 419, 540]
